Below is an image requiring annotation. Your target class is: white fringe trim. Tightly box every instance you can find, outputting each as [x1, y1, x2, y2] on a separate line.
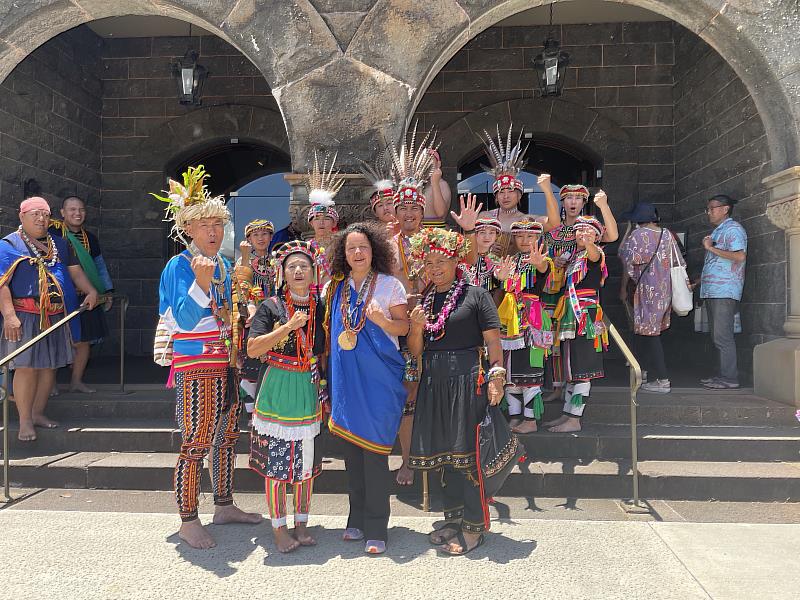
[501, 337, 527, 351]
[252, 415, 320, 441]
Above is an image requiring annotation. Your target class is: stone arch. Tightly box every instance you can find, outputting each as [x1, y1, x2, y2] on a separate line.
[134, 104, 290, 173]
[346, 0, 798, 171]
[438, 98, 638, 202]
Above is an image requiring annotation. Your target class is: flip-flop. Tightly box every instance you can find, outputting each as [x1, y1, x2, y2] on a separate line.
[438, 532, 485, 556]
[428, 523, 461, 545]
[365, 540, 386, 554]
[342, 528, 364, 541]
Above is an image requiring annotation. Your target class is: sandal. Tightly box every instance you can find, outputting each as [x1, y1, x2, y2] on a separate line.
[438, 531, 485, 556]
[428, 523, 461, 545]
[703, 379, 740, 390]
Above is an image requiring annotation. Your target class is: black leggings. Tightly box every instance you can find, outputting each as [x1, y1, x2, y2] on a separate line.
[634, 334, 668, 381]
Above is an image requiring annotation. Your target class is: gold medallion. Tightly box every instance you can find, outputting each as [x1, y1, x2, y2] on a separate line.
[338, 330, 357, 351]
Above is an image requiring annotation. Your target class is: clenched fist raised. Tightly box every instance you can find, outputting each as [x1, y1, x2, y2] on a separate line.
[191, 256, 216, 293]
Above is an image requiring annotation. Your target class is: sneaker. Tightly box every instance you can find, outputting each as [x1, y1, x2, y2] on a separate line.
[641, 379, 671, 394]
[703, 379, 740, 390]
[700, 376, 717, 385]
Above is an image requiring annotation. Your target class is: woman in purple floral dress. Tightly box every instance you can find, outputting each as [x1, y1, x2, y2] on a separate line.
[619, 202, 685, 394]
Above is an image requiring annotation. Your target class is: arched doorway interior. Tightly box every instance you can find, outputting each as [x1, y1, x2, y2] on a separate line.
[456, 137, 601, 216]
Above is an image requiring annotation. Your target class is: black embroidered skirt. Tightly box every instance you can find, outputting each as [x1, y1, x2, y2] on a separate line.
[409, 349, 486, 473]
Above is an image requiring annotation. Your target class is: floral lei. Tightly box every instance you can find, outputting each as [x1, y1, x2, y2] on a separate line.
[422, 274, 467, 341]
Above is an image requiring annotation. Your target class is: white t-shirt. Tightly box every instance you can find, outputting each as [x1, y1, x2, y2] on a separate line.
[324, 273, 408, 349]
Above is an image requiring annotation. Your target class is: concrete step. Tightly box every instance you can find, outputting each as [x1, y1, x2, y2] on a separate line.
[28, 386, 800, 427]
[3, 422, 800, 463]
[5, 451, 800, 502]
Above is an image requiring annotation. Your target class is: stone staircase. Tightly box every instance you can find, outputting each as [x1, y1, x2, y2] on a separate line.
[2, 385, 799, 502]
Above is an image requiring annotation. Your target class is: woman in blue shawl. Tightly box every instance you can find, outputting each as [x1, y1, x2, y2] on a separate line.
[324, 222, 409, 555]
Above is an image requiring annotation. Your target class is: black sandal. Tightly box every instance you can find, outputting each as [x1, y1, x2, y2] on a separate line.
[438, 531, 485, 556]
[428, 523, 461, 545]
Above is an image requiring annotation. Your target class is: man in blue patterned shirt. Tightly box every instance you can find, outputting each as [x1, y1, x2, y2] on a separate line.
[699, 195, 747, 389]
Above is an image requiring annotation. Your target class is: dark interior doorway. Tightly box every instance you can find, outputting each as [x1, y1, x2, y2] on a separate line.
[457, 137, 600, 214]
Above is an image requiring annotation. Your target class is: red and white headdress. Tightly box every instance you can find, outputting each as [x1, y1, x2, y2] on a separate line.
[475, 216, 502, 232]
[559, 184, 590, 200]
[574, 215, 605, 239]
[305, 151, 344, 224]
[390, 122, 438, 210]
[482, 125, 529, 194]
[272, 239, 319, 289]
[510, 218, 543, 234]
[358, 146, 394, 211]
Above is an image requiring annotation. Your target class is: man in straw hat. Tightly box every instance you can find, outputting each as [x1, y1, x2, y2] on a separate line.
[154, 166, 261, 549]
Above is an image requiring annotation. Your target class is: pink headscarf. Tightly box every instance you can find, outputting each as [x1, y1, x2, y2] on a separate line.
[19, 197, 51, 214]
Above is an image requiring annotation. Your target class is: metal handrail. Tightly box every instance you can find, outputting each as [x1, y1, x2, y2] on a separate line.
[605, 320, 649, 513]
[1, 306, 86, 501]
[113, 295, 131, 394]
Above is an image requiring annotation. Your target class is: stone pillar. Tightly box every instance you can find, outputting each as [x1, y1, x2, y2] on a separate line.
[283, 173, 375, 238]
[753, 166, 800, 407]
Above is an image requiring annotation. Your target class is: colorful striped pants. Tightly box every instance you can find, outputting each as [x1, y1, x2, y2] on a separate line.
[174, 366, 241, 522]
[265, 478, 314, 528]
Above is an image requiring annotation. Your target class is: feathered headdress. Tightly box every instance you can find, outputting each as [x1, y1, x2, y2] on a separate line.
[482, 125, 529, 194]
[150, 164, 230, 246]
[410, 227, 470, 261]
[358, 146, 395, 211]
[305, 151, 345, 223]
[390, 122, 439, 209]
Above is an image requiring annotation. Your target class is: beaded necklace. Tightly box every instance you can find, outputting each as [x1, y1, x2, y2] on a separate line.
[338, 270, 377, 350]
[18, 227, 59, 267]
[284, 288, 316, 366]
[422, 275, 467, 342]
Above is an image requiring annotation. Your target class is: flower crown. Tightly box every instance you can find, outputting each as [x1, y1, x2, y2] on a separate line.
[410, 227, 470, 261]
[150, 164, 230, 245]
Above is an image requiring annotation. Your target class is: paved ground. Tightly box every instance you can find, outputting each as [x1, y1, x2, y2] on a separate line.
[1, 489, 798, 599]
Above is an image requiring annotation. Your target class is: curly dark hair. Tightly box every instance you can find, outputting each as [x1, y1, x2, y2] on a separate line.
[328, 221, 395, 277]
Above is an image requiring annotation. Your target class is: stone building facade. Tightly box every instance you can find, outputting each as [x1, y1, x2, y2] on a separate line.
[0, 1, 797, 404]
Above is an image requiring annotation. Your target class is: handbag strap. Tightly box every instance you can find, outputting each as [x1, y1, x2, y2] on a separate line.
[634, 229, 665, 286]
[669, 234, 683, 268]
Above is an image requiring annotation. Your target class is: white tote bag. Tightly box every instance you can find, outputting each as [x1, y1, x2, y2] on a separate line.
[669, 238, 693, 316]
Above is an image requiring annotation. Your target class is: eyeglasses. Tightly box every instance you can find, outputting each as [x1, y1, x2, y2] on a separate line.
[23, 210, 51, 220]
[705, 204, 726, 213]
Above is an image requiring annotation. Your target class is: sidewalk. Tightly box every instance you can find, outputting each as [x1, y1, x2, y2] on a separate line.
[1, 491, 798, 599]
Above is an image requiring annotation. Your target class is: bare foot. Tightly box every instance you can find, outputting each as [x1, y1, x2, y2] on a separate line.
[212, 504, 263, 525]
[542, 414, 568, 428]
[395, 463, 415, 486]
[178, 519, 216, 549]
[273, 526, 300, 553]
[511, 420, 538, 434]
[548, 417, 582, 433]
[17, 422, 37, 442]
[49, 386, 59, 397]
[293, 522, 316, 546]
[543, 389, 562, 403]
[69, 382, 96, 394]
[32, 415, 59, 429]
[508, 417, 523, 430]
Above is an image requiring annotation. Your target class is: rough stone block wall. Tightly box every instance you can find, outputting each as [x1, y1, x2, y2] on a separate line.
[414, 22, 676, 220]
[99, 35, 279, 355]
[672, 25, 781, 381]
[0, 26, 102, 234]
